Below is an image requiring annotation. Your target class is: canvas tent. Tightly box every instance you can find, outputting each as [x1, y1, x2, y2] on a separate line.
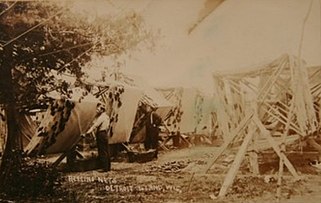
[94, 83, 143, 144]
[25, 85, 144, 155]
[113, 73, 173, 118]
[25, 90, 99, 155]
[25, 77, 173, 155]
[93, 74, 173, 144]
[0, 108, 37, 154]
[194, 95, 215, 135]
[128, 86, 174, 143]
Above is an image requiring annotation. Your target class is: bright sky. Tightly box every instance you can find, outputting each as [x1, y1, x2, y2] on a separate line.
[69, 0, 321, 94]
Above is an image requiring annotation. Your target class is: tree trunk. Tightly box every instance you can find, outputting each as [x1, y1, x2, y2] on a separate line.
[0, 63, 21, 189]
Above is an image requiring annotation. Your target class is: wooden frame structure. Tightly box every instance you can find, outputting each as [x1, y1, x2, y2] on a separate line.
[158, 87, 216, 148]
[205, 54, 319, 197]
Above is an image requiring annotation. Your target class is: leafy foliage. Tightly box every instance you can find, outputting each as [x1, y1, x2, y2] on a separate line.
[0, 1, 153, 111]
[0, 0, 156, 196]
[0, 159, 64, 200]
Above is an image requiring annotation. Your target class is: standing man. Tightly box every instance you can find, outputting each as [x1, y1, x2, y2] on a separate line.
[87, 102, 111, 172]
[144, 105, 162, 158]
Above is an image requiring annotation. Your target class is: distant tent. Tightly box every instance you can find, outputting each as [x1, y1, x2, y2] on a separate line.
[17, 114, 37, 149]
[94, 84, 143, 144]
[114, 73, 173, 117]
[93, 74, 174, 144]
[195, 95, 215, 134]
[130, 86, 174, 143]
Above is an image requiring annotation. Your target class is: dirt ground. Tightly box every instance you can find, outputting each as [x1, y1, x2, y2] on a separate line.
[56, 145, 321, 203]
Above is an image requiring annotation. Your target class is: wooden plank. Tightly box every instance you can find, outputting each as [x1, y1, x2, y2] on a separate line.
[231, 83, 244, 127]
[276, 99, 293, 202]
[275, 77, 292, 94]
[229, 80, 243, 95]
[261, 106, 296, 132]
[248, 130, 259, 175]
[290, 56, 317, 136]
[218, 54, 286, 79]
[246, 96, 259, 175]
[52, 134, 84, 168]
[260, 151, 319, 163]
[179, 134, 192, 147]
[223, 79, 238, 129]
[213, 78, 231, 142]
[218, 127, 255, 197]
[253, 116, 300, 180]
[201, 111, 254, 174]
[241, 79, 258, 94]
[261, 103, 302, 136]
[257, 57, 288, 101]
[276, 147, 284, 203]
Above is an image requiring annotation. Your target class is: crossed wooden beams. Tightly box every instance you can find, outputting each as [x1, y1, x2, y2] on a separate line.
[200, 111, 300, 197]
[204, 55, 318, 197]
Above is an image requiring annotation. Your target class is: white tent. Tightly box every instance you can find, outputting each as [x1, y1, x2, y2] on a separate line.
[25, 74, 175, 155]
[25, 91, 99, 155]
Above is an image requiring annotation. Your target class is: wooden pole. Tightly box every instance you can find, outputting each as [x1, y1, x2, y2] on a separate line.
[245, 85, 259, 175]
[276, 100, 294, 202]
[253, 116, 300, 180]
[261, 103, 302, 136]
[213, 77, 231, 142]
[201, 111, 254, 174]
[276, 148, 284, 203]
[257, 56, 287, 100]
[248, 130, 259, 175]
[218, 127, 256, 197]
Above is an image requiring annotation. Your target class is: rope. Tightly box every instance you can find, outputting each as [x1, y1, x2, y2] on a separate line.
[56, 42, 98, 73]
[0, 1, 17, 17]
[1, 9, 65, 48]
[38, 42, 93, 57]
[298, 0, 314, 60]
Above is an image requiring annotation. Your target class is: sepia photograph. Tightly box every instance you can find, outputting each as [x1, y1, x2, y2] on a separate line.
[1, 0, 321, 202]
